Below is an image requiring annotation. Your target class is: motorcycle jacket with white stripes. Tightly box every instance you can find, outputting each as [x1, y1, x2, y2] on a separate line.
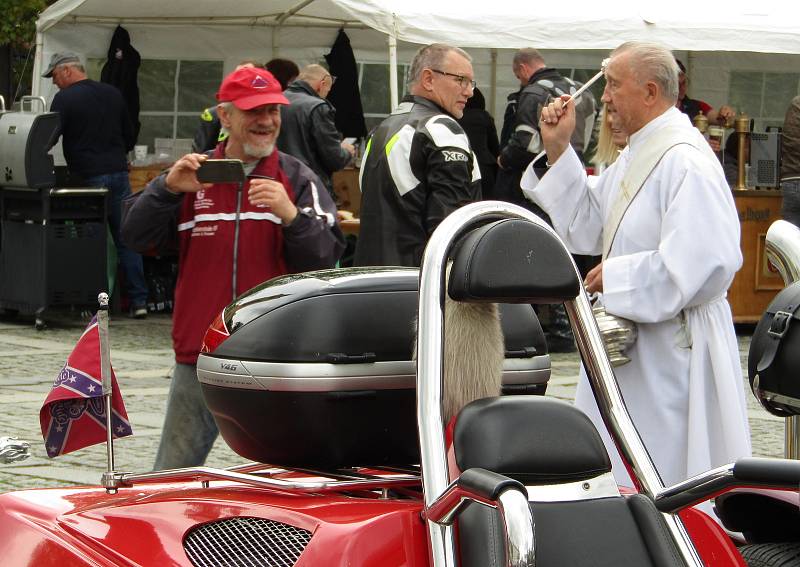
[121, 145, 345, 364]
[353, 95, 481, 267]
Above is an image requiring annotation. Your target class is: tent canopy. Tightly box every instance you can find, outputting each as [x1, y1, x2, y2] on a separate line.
[38, 0, 800, 55]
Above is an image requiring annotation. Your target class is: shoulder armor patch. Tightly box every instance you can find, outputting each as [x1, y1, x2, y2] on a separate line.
[424, 115, 470, 153]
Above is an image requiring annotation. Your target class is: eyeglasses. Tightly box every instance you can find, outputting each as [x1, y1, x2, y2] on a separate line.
[430, 69, 476, 90]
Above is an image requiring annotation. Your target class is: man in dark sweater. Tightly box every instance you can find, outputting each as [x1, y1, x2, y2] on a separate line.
[44, 51, 148, 317]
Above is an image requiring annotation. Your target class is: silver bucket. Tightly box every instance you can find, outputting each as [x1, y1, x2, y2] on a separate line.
[592, 305, 637, 367]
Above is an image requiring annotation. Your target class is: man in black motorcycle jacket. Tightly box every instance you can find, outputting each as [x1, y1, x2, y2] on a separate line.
[353, 43, 481, 267]
[496, 48, 596, 207]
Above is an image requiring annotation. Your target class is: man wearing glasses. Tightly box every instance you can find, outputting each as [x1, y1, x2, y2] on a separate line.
[354, 43, 481, 267]
[278, 64, 356, 198]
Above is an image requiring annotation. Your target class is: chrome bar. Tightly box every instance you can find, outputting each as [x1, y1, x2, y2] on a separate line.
[21, 95, 47, 113]
[567, 275, 702, 566]
[426, 481, 535, 567]
[96, 292, 116, 494]
[418, 201, 536, 566]
[765, 220, 800, 460]
[103, 466, 420, 493]
[427, 482, 492, 526]
[49, 188, 109, 196]
[655, 465, 735, 513]
[418, 201, 702, 566]
[564, 297, 663, 494]
[765, 220, 800, 286]
[498, 489, 536, 567]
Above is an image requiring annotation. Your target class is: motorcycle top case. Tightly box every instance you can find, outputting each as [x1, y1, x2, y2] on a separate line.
[749, 280, 800, 416]
[197, 267, 550, 468]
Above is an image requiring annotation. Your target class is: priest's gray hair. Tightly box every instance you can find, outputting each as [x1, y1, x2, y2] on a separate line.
[408, 43, 472, 88]
[612, 41, 679, 103]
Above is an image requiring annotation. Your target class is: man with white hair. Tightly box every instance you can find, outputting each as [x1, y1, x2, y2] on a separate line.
[122, 66, 344, 469]
[523, 41, 751, 490]
[354, 43, 481, 267]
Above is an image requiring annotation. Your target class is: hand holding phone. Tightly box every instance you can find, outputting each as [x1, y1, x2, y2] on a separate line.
[196, 159, 246, 184]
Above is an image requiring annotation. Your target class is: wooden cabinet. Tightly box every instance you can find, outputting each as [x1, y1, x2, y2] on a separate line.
[129, 164, 169, 194]
[332, 168, 361, 216]
[729, 190, 783, 322]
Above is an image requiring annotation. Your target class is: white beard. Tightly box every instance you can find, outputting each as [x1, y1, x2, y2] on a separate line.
[243, 141, 275, 159]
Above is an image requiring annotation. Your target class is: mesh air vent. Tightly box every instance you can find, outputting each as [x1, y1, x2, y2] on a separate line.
[184, 516, 312, 567]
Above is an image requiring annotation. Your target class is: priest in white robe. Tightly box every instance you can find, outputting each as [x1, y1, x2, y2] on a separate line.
[521, 41, 751, 490]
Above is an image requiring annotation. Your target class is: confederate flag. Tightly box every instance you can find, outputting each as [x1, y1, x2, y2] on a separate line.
[39, 317, 133, 457]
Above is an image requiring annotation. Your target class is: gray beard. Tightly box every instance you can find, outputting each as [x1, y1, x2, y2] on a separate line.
[243, 141, 275, 160]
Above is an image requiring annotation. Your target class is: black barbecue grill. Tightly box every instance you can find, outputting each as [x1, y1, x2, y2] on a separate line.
[0, 96, 107, 328]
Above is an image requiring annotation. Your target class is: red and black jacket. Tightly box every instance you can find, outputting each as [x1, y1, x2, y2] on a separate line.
[121, 147, 345, 364]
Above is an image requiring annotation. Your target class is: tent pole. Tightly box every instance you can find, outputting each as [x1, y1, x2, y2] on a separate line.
[389, 32, 398, 110]
[272, 26, 280, 57]
[32, 31, 44, 97]
[489, 48, 498, 118]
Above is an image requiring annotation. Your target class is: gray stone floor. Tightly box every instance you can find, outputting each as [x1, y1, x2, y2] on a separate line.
[0, 312, 784, 492]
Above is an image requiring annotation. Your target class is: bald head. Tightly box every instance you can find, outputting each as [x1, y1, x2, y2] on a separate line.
[298, 64, 334, 98]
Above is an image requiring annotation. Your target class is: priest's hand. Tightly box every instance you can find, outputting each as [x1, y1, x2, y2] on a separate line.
[584, 262, 603, 293]
[539, 94, 575, 165]
[165, 153, 209, 194]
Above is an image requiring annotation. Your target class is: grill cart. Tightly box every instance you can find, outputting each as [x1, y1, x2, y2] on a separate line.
[0, 96, 107, 329]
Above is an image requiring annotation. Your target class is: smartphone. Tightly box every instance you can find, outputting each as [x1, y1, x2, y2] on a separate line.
[196, 159, 246, 184]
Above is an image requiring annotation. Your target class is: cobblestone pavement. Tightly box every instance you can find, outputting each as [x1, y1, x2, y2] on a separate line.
[0, 312, 784, 492]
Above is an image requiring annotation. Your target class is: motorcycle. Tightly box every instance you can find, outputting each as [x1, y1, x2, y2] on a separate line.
[0, 201, 799, 566]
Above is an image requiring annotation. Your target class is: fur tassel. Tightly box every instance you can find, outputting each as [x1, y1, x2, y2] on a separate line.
[414, 267, 504, 423]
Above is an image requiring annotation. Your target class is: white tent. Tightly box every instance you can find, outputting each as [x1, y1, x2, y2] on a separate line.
[35, 0, 800, 133]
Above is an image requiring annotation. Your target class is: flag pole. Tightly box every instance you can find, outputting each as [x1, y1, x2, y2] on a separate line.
[96, 292, 117, 492]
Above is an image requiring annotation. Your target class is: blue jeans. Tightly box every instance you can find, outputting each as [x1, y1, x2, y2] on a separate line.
[153, 362, 219, 469]
[85, 172, 148, 307]
[782, 179, 800, 229]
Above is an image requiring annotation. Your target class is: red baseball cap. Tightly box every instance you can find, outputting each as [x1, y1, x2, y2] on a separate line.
[216, 67, 289, 110]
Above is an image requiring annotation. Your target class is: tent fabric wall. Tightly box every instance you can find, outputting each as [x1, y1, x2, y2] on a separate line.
[334, 0, 800, 54]
[34, 0, 800, 145]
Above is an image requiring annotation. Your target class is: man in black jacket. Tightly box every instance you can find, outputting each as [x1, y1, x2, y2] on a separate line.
[353, 43, 481, 267]
[277, 64, 355, 197]
[496, 48, 597, 352]
[496, 48, 596, 207]
[44, 51, 148, 318]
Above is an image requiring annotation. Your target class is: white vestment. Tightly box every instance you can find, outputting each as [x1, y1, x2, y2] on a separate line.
[521, 107, 752, 489]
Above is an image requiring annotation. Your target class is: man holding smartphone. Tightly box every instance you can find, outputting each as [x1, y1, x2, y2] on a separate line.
[122, 66, 345, 470]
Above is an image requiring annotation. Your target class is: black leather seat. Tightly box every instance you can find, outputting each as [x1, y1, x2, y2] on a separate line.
[453, 396, 685, 567]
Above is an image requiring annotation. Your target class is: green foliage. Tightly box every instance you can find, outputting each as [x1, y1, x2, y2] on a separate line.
[0, 0, 46, 46]
[0, 0, 48, 101]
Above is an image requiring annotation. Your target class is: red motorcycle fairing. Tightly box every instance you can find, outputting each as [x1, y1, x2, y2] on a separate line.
[679, 507, 746, 567]
[0, 482, 429, 567]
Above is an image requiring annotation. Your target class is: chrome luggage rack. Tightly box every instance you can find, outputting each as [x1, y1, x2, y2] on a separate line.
[102, 461, 421, 496]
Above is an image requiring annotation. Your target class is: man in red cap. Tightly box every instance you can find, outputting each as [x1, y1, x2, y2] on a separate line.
[122, 67, 345, 469]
